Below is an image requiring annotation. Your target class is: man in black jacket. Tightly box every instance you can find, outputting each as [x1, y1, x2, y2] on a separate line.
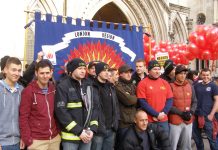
[55, 58, 99, 150]
[160, 59, 176, 83]
[119, 109, 171, 150]
[91, 62, 120, 150]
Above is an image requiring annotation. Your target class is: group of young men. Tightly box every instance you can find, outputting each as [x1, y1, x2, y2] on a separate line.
[0, 54, 218, 150]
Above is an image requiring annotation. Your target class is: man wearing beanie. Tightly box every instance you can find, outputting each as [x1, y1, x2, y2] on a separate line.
[137, 60, 173, 135]
[160, 59, 176, 83]
[168, 65, 197, 150]
[91, 62, 120, 150]
[55, 58, 99, 150]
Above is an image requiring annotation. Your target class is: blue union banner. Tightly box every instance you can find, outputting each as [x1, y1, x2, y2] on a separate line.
[34, 12, 144, 79]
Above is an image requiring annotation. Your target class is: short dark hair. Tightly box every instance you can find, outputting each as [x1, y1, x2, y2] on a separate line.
[187, 70, 199, 81]
[108, 68, 117, 72]
[135, 59, 145, 65]
[1, 56, 10, 70]
[25, 64, 29, 69]
[5, 57, 21, 68]
[200, 68, 211, 74]
[193, 70, 199, 76]
[35, 59, 53, 71]
[108, 68, 118, 76]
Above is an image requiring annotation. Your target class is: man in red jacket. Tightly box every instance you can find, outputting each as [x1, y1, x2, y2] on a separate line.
[168, 65, 197, 150]
[19, 59, 60, 150]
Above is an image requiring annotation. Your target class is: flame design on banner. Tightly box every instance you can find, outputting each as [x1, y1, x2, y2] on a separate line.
[58, 41, 125, 75]
[67, 41, 125, 68]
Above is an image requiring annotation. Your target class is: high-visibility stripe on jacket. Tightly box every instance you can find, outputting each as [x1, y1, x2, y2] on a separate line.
[61, 132, 80, 141]
[55, 76, 99, 143]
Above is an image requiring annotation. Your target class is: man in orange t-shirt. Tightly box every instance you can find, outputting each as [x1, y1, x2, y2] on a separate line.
[137, 60, 173, 133]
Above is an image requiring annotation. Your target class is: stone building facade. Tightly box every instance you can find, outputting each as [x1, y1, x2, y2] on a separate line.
[24, 0, 218, 70]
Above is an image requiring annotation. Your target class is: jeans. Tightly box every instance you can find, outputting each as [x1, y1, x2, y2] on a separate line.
[193, 116, 218, 150]
[150, 121, 169, 147]
[62, 141, 91, 150]
[91, 129, 116, 150]
[1, 143, 20, 150]
[152, 121, 170, 134]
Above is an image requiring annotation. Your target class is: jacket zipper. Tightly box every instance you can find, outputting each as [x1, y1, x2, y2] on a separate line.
[12, 94, 15, 144]
[45, 94, 52, 140]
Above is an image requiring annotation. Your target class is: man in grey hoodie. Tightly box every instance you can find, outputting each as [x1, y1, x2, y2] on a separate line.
[0, 57, 24, 150]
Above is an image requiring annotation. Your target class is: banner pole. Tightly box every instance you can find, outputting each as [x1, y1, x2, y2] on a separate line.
[63, 0, 67, 16]
[23, 12, 29, 71]
[148, 23, 152, 61]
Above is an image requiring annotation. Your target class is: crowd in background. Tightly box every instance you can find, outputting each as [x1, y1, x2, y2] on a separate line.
[0, 52, 218, 150]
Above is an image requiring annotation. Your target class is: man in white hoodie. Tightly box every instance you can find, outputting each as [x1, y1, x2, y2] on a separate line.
[0, 57, 24, 150]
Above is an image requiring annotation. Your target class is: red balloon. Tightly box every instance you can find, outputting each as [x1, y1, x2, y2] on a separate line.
[211, 52, 218, 60]
[182, 59, 190, 65]
[159, 41, 167, 48]
[165, 41, 171, 47]
[152, 46, 160, 54]
[200, 50, 211, 60]
[166, 45, 172, 50]
[185, 50, 195, 60]
[181, 43, 187, 50]
[178, 44, 183, 50]
[160, 48, 166, 52]
[150, 39, 155, 48]
[180, 54, 189, 65]
[195, 35, 206, 49]
[212, 40, 218, 52]
[189, 32, 198, 43]
[187, 43, 199, 57]
[172, 44, 178, 49]
[206, 28, 218, 44]
[171, 55, 178, 64]
[176, 57, 181, 64]
[144, 43, 150, 54]
[143, 35, 150, 43]
[144, 53, 155, 65]
[196, 25, 211, 36]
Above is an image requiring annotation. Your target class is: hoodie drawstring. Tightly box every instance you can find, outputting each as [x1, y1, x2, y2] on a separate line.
[33, 93, 37, 104]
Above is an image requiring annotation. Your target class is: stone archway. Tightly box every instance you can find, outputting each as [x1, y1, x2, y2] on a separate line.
[81, 0, 169, 42]
[92, 2, 129, 25]
[171, 12, 188, 43]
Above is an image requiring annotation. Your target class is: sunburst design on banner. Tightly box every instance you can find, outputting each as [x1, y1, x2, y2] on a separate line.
[58, 40, 125, 74]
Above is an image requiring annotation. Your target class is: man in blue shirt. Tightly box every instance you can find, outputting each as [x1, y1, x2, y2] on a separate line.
[193, 68, 218, 150]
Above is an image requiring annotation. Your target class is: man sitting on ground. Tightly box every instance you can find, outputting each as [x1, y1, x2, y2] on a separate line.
[119, 109, 170, 150]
